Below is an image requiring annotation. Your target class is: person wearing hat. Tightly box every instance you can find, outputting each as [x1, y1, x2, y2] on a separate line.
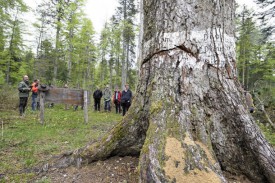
[103, 84, 112, 112]
[18, 75, 31, 116]
[38, 84, 52, 108]
[38, 84, 49, 91]
[121, 84, 132, 116]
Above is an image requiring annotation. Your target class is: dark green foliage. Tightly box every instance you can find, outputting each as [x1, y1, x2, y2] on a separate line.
[0, 0, 138, 92]
[0, 0, 27, 85]
[236, 6, 275, 128]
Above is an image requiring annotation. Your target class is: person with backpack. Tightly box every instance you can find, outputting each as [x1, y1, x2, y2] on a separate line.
[103, 85, 112, 112]
[112, 86, 122, 114]
[18, 75, 31, 116]
[93, 86, 103, 111]
[31, 79, 39, 111]
[121, 84, 132, 116]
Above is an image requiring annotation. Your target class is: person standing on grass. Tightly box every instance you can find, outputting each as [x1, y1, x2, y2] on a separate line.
[103, 85, 112, 112]
[18, 75, 31, 116]
[121, 84, 132, 116]
[113, 86, 122, 114]
[31, 79, 39, 111]
[93, 86, 103, 111]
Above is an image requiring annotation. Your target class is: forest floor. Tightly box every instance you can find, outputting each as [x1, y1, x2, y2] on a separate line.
[0, 105, 140, 182]
[0, 104, 274, 183]
[34, 156, 139, 183]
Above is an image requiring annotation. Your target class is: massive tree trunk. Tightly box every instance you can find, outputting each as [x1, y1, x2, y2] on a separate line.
[46, 0, 275, 182]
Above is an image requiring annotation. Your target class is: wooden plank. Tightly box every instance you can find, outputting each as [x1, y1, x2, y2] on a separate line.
[44, 88, 88, 105]
[39, 88, 90, 125]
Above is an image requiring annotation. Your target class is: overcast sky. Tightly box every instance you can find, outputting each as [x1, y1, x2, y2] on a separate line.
[85, 0, 257, 33]
[84, 0, 119, 34]
[24, 0, 119, 34]
[25, 0, 257, 33]
[23, 0, 258, 49]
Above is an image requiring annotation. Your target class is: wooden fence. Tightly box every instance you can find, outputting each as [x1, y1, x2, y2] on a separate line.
[39, 88, 90, 124]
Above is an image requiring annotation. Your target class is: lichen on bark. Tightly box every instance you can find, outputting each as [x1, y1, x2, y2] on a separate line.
[40, 1, 275, 182]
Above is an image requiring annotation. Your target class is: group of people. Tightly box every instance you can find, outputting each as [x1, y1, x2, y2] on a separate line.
[93, 84, 132, 116]
[17, 75, 133, 117]
[18, 75, 255, 118]
[18, 75, 40, 116]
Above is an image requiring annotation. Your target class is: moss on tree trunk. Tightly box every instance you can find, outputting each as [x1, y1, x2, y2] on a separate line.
[43, 0, 275, 182]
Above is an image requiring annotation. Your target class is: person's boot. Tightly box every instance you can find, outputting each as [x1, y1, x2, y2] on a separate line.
[22, 108, 26, 116]
[19, 106, 23, 115]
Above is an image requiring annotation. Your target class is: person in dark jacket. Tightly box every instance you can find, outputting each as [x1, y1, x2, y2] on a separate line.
[121, 84, 132, 116]
[93, 86, 103, 111]
[113, 86, 122, 114]
[18, 75, 31, 116]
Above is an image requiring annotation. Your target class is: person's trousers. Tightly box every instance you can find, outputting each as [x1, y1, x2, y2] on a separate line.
[32, 94, 38, 111]
[19, 97, 28, 115]
[94, 98, 101, 111]
[122, 102, 131, 116]
[115, 103, 121, 114]
[104, 100, 111, 111]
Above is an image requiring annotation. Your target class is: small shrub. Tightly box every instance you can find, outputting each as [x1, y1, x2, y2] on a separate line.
[0, 85, 18, 110]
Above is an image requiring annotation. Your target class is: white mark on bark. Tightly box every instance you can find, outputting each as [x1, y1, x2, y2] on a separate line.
[143, 29, 235, 69]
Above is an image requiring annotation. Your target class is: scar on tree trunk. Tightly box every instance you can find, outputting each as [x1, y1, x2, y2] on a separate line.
[38, 0, 275, 183]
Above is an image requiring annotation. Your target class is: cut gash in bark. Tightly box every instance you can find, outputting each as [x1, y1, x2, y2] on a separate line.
[41, 0, 275, 182]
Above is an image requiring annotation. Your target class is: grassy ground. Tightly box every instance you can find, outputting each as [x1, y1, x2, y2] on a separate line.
[0, 104, 122, 182]
[0, 102, 274, 182]
[257, 122, 275, 146]
[253, 110, 275, 146]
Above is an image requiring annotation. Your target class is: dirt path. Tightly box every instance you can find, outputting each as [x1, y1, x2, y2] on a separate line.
[33, 156, 139, 183]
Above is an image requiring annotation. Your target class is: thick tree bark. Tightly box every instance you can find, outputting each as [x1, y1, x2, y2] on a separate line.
[45, 0, 275, 182]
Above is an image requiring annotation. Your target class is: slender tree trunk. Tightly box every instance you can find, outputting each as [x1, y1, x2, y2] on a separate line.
[34, 14, 45, 79]
[126, 43, 129, 84]
[116, 55, 120, 86]
[6, 9, 18, 84]
[121, 0, 128, 89]
[109, 56, 113, 88]
[100, 53, 105, 84]
[121, 41, 127, 89]
[246, 57, 249, 89]
[86, 46, 91, 88]
[53, 4, 63, 85]
[53, 26, 60, 85]
[245, 47, 246, 87]
[45, 1, 275, 182]
[67, 27, 73, 82]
